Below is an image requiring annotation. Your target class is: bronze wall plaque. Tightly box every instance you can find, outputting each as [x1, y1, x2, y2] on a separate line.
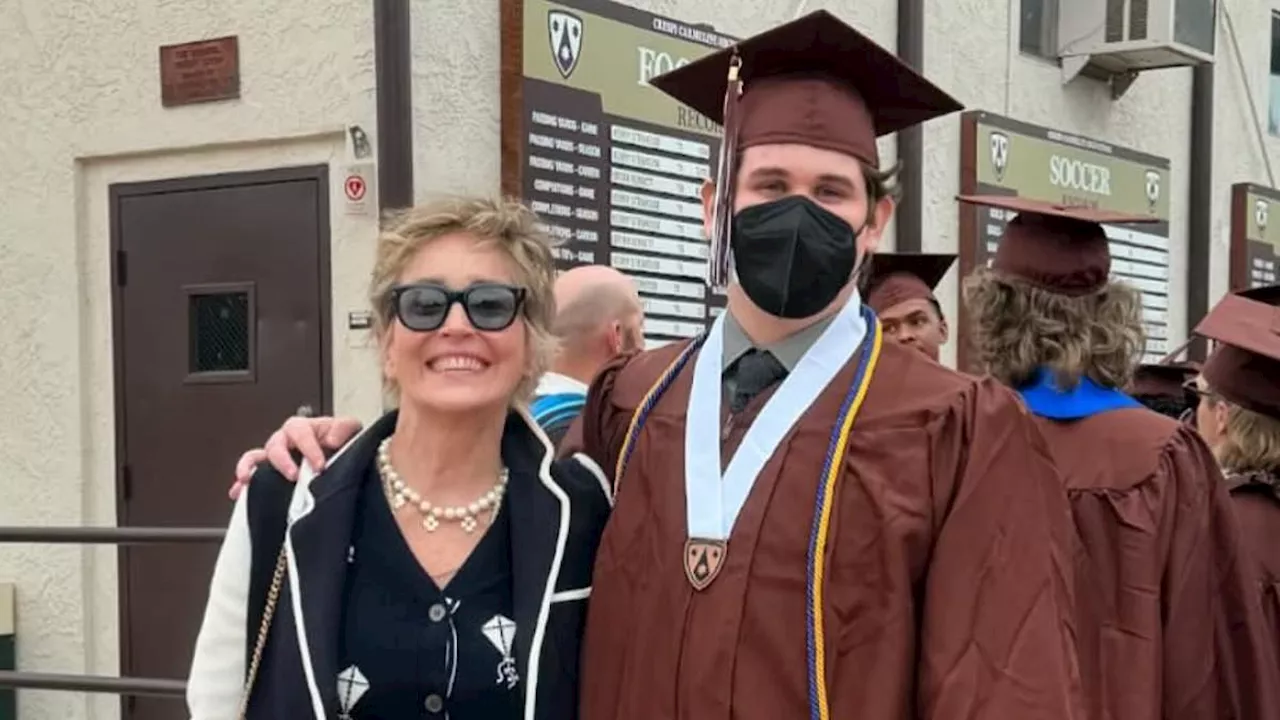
[957, 111, 1172, 372]
[160, 36, 240, 107]
[500, 0, 734, 348]
[1229, 182, 1280, 291]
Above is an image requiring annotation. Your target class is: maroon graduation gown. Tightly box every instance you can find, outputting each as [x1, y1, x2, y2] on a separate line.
[1033, 409, 1280, 719]
[564, 339, 1083, 720]
[1225, 470, 1280, 692]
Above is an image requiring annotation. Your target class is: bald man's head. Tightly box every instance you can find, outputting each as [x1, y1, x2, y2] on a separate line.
[552, 266, 645, 372]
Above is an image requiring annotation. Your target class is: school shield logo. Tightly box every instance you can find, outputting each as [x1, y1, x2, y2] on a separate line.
[1256, 199, 1270, 232]
[989, 131, 1010, 182]
[684, 538, 726, 590]
[548, 10, 584, 80]
[1144, 170, 1161, 210]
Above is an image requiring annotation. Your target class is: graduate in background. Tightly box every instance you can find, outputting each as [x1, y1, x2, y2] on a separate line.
[1128, 361, 1199, 420]
[864, 253, 955, 361]
[1191, 288, 1280, 658]
[960, 194, 1278, 719]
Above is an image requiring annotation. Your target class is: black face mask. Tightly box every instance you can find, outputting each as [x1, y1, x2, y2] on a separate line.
[730, 195, 860, 319]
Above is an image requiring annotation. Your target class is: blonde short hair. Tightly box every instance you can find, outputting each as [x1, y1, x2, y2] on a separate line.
[963, 268, 1146, 389]
[368, 196, 559, 403]
[1206, 393, 1280, 473]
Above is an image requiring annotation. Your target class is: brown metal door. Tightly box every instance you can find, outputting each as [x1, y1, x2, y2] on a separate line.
[110, 166, 331, 720]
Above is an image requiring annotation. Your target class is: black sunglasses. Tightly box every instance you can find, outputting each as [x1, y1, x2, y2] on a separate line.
[388, 282, 527, 332]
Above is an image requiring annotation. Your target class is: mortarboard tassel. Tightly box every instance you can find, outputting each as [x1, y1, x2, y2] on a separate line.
[707, 50, 742, 289]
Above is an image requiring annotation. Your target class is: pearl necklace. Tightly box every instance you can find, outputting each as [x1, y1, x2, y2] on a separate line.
[376, 437, 508, 533]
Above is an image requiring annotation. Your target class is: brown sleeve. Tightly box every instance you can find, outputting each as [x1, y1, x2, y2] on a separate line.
[1157, 425, 1280, 716]
[554, 353, 634, 477]
[919, 378, 1083, 719]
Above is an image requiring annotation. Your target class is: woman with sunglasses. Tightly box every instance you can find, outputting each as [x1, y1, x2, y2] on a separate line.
[186, 197, 612, 720]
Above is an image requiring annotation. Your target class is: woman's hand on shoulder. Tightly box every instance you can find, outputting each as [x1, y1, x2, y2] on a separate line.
[228, 415, 365, 499]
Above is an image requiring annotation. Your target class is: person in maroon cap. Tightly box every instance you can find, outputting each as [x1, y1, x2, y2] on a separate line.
[960, 194, 1278, 719]
[1192, 289, 1280, 669]
[228, 12, 1083, 720]
[863, 253, 955, 361]
[1128, 362, 1200, 420]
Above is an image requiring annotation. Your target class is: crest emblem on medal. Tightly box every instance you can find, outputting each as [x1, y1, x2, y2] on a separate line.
[684, 538, 726, 591]
[989, 131, 1010, 183]
[548, 10, 584, 80]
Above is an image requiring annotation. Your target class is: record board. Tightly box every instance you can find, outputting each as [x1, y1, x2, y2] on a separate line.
[957, 111, 1173, 370]
[501, 0, 735, 348]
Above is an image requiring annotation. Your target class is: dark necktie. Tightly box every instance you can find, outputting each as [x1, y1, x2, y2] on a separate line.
[726, 349, 787, 413]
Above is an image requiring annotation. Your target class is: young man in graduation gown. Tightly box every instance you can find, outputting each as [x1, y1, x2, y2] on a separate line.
[960, 194, 1279, 719]
[564, 14, 1083, 720]
[230, 13, 1083, 720]
[863, 253, 956, 361]
[1190, 290, 1280, 662]
[1127, 362, 1199, 420]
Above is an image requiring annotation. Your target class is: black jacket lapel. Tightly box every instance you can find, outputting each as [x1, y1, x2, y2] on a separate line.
[504, 413, 563, 689]
[286, 413, 395, 717]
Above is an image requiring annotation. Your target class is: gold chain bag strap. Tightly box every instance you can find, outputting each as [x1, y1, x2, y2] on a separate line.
[237, 546, 289, 719]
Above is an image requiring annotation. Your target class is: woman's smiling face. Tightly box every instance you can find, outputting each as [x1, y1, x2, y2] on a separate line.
[383, 232, 530, 415]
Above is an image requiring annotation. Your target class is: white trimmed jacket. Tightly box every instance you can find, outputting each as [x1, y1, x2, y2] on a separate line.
[186, 408, 612, 720]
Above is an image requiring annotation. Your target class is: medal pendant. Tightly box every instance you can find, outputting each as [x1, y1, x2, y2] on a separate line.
[684, 538, 727, 590]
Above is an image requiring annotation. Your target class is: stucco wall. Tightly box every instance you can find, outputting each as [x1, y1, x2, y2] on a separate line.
[1212, 0, 1280, 298]
[0, 0, 1277, 718]
[0, 2, 380, 719]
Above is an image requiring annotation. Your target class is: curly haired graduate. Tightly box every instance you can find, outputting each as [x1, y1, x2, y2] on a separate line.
[961, 194, 1279, 719]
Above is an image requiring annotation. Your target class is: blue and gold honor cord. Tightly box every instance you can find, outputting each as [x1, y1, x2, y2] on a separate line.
[805, 310, 881, 720]
[615, 307, 883, 720]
